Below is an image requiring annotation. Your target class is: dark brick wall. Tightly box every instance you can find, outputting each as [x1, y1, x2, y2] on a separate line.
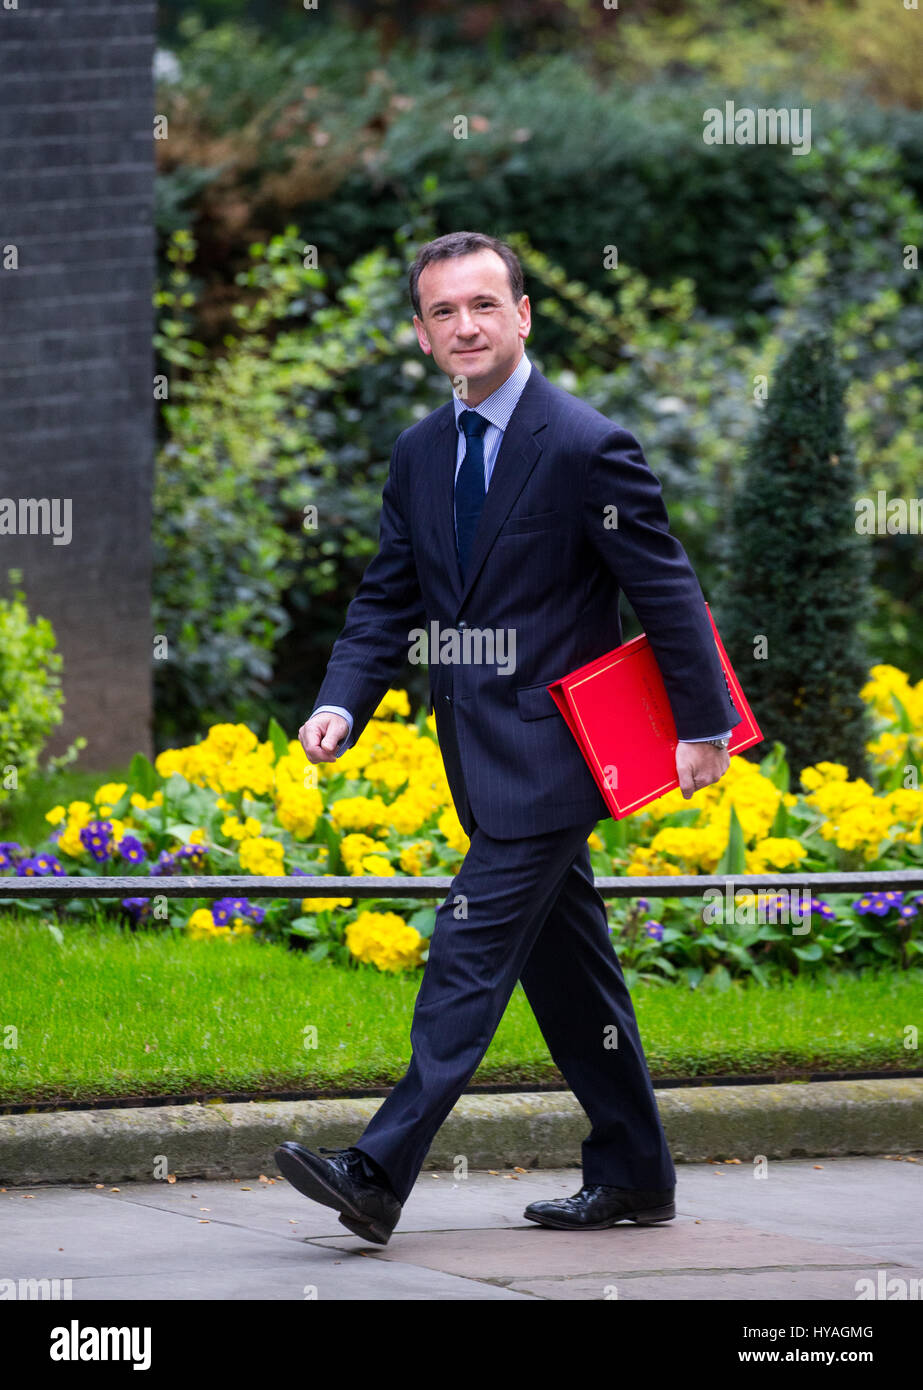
[0, 1, 156, 772]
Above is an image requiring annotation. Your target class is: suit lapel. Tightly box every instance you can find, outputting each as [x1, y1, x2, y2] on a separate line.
[431, 366, 548, 615]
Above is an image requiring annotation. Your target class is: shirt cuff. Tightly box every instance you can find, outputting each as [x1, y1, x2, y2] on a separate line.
[678, 730, 731, 743]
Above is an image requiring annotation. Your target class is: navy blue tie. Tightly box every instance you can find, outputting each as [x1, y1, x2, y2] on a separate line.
[455, 409, 488, 582]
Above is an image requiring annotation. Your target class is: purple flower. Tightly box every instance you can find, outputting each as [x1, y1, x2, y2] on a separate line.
[14, 853, 66, 877]
[853, 892, 892, 917]
[636, 897, 650, 912]
[117, 834, 147, 865]
[213, 895, 264, 926]
[121, 898, 153, 925]
[809, 896, 837, 921]
[0, 841, 24, 869]
[152, 849, 179, 875]
[643, 919, 664, 941]
[79, 820, 114, 863]
[175, 844, 208, 871]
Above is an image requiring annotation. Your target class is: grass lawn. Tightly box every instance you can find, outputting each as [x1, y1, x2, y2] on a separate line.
[2, 910, 921, 1107]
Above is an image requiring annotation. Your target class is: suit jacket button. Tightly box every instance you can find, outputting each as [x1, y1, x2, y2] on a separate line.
[444, 694, 453, 704]
[457, 621, 467, 629]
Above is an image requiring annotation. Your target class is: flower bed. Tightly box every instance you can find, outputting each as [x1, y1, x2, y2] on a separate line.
[2, 669, 922, 982]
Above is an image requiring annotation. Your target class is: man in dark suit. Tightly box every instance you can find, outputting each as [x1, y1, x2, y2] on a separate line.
[275, 231, 740, 1245]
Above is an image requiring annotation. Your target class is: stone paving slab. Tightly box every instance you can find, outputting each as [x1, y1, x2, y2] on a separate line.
[0, 1166, 584, 1240]
[504, 1269, 908, 1301]
[312, 1218, 892, 1280]
[2, 1155, 921, 1301]
[62, 1259, 530, 1302]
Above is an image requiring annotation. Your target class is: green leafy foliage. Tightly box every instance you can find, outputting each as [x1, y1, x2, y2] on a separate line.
[0, 571, 71, 825]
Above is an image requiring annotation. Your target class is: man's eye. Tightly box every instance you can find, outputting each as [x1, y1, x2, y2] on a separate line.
[433, 303, 493, 316]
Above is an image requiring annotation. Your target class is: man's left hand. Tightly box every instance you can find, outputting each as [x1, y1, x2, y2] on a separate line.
[676, 741, 731, 799]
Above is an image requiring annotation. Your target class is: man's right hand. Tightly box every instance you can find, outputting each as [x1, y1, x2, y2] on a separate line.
[299, 712, 350, 763]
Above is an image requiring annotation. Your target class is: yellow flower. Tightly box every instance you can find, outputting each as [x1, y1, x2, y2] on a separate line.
[860, 664, 914, 719]
[329, 796, 390, 834]
[220, 814, 264, 842]
[805, 779, 876, 819]
[276, 787, 323, 840]
[817, 794, 893, 857]
[186, 907, 216, 938]
[55, 825, 86, 859]
[155, 724, 274, 797]
[799, 761, 850, 791]
[238, 836, 285, 876]
[587, 831, 604, 851]
[747, 837, 808, 871]
[885, 789, 923, 843]
[44, 805, 67, 826]
[94, 783, 127, 808]
[128, 790, 163, 810]
[623, 846, 681, 876]
[387, 787, 443, 835]
[340, 834, 389, 876]
[640, 785, 691, 820]
[363, 758, 410, 792]
[438, 806, 470, 855]
[331, 743, 375, 777]
[647, 824, 727, 874]
[300, 870, 353, 912]
[345, 910, 424, 972]
[400, 840, 433, 875]
[374, 689, 411, 719]
[361, 854, 395, 876]
[186, 907, 252, 941]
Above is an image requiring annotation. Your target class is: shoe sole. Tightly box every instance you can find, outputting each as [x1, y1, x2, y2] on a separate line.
[274, 1146, 394, 1245]
[523, 1200, 675, 1230]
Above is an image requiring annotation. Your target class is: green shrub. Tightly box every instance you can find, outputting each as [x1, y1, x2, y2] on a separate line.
[0, 571, 69, 824]
[716, 330, 874, 783]
[155, 15, 923, 338]
[152, 218, 443, 742]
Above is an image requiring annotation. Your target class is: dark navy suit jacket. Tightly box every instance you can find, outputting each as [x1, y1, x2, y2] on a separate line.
[311, 363, 742, 839]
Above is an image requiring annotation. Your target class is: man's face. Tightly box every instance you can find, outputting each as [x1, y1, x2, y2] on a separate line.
[412, 249, 530, 405]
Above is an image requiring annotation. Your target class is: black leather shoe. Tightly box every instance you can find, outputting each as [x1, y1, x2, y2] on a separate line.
[523, 1184, 675, 1230]
[274, 1142, 402, 1245]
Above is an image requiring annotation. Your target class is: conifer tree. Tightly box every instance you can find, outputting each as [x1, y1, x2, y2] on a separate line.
[715, 329, 873, 786]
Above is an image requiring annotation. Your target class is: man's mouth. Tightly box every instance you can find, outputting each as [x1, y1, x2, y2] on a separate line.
[456, 348, 486, 354]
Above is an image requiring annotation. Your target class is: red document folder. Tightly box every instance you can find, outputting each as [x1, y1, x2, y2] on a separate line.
[546, 603, 763, 819]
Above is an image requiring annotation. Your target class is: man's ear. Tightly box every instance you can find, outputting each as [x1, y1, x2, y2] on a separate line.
[413, 314, 432, 355]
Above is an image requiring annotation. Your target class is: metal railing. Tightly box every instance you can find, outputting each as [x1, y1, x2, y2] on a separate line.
[1, 869, 922, 901]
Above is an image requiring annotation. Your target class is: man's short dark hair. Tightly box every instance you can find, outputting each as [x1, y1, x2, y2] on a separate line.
[408, 231, 525, 319]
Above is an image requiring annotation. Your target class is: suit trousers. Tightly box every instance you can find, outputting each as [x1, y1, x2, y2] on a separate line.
[353, 813, 676, 1207]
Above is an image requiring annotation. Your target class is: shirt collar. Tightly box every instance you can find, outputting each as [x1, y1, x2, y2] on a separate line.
[452, 351, 532, 433]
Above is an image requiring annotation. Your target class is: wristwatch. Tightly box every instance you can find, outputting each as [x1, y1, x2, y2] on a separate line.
[703, 736, 731, 750]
